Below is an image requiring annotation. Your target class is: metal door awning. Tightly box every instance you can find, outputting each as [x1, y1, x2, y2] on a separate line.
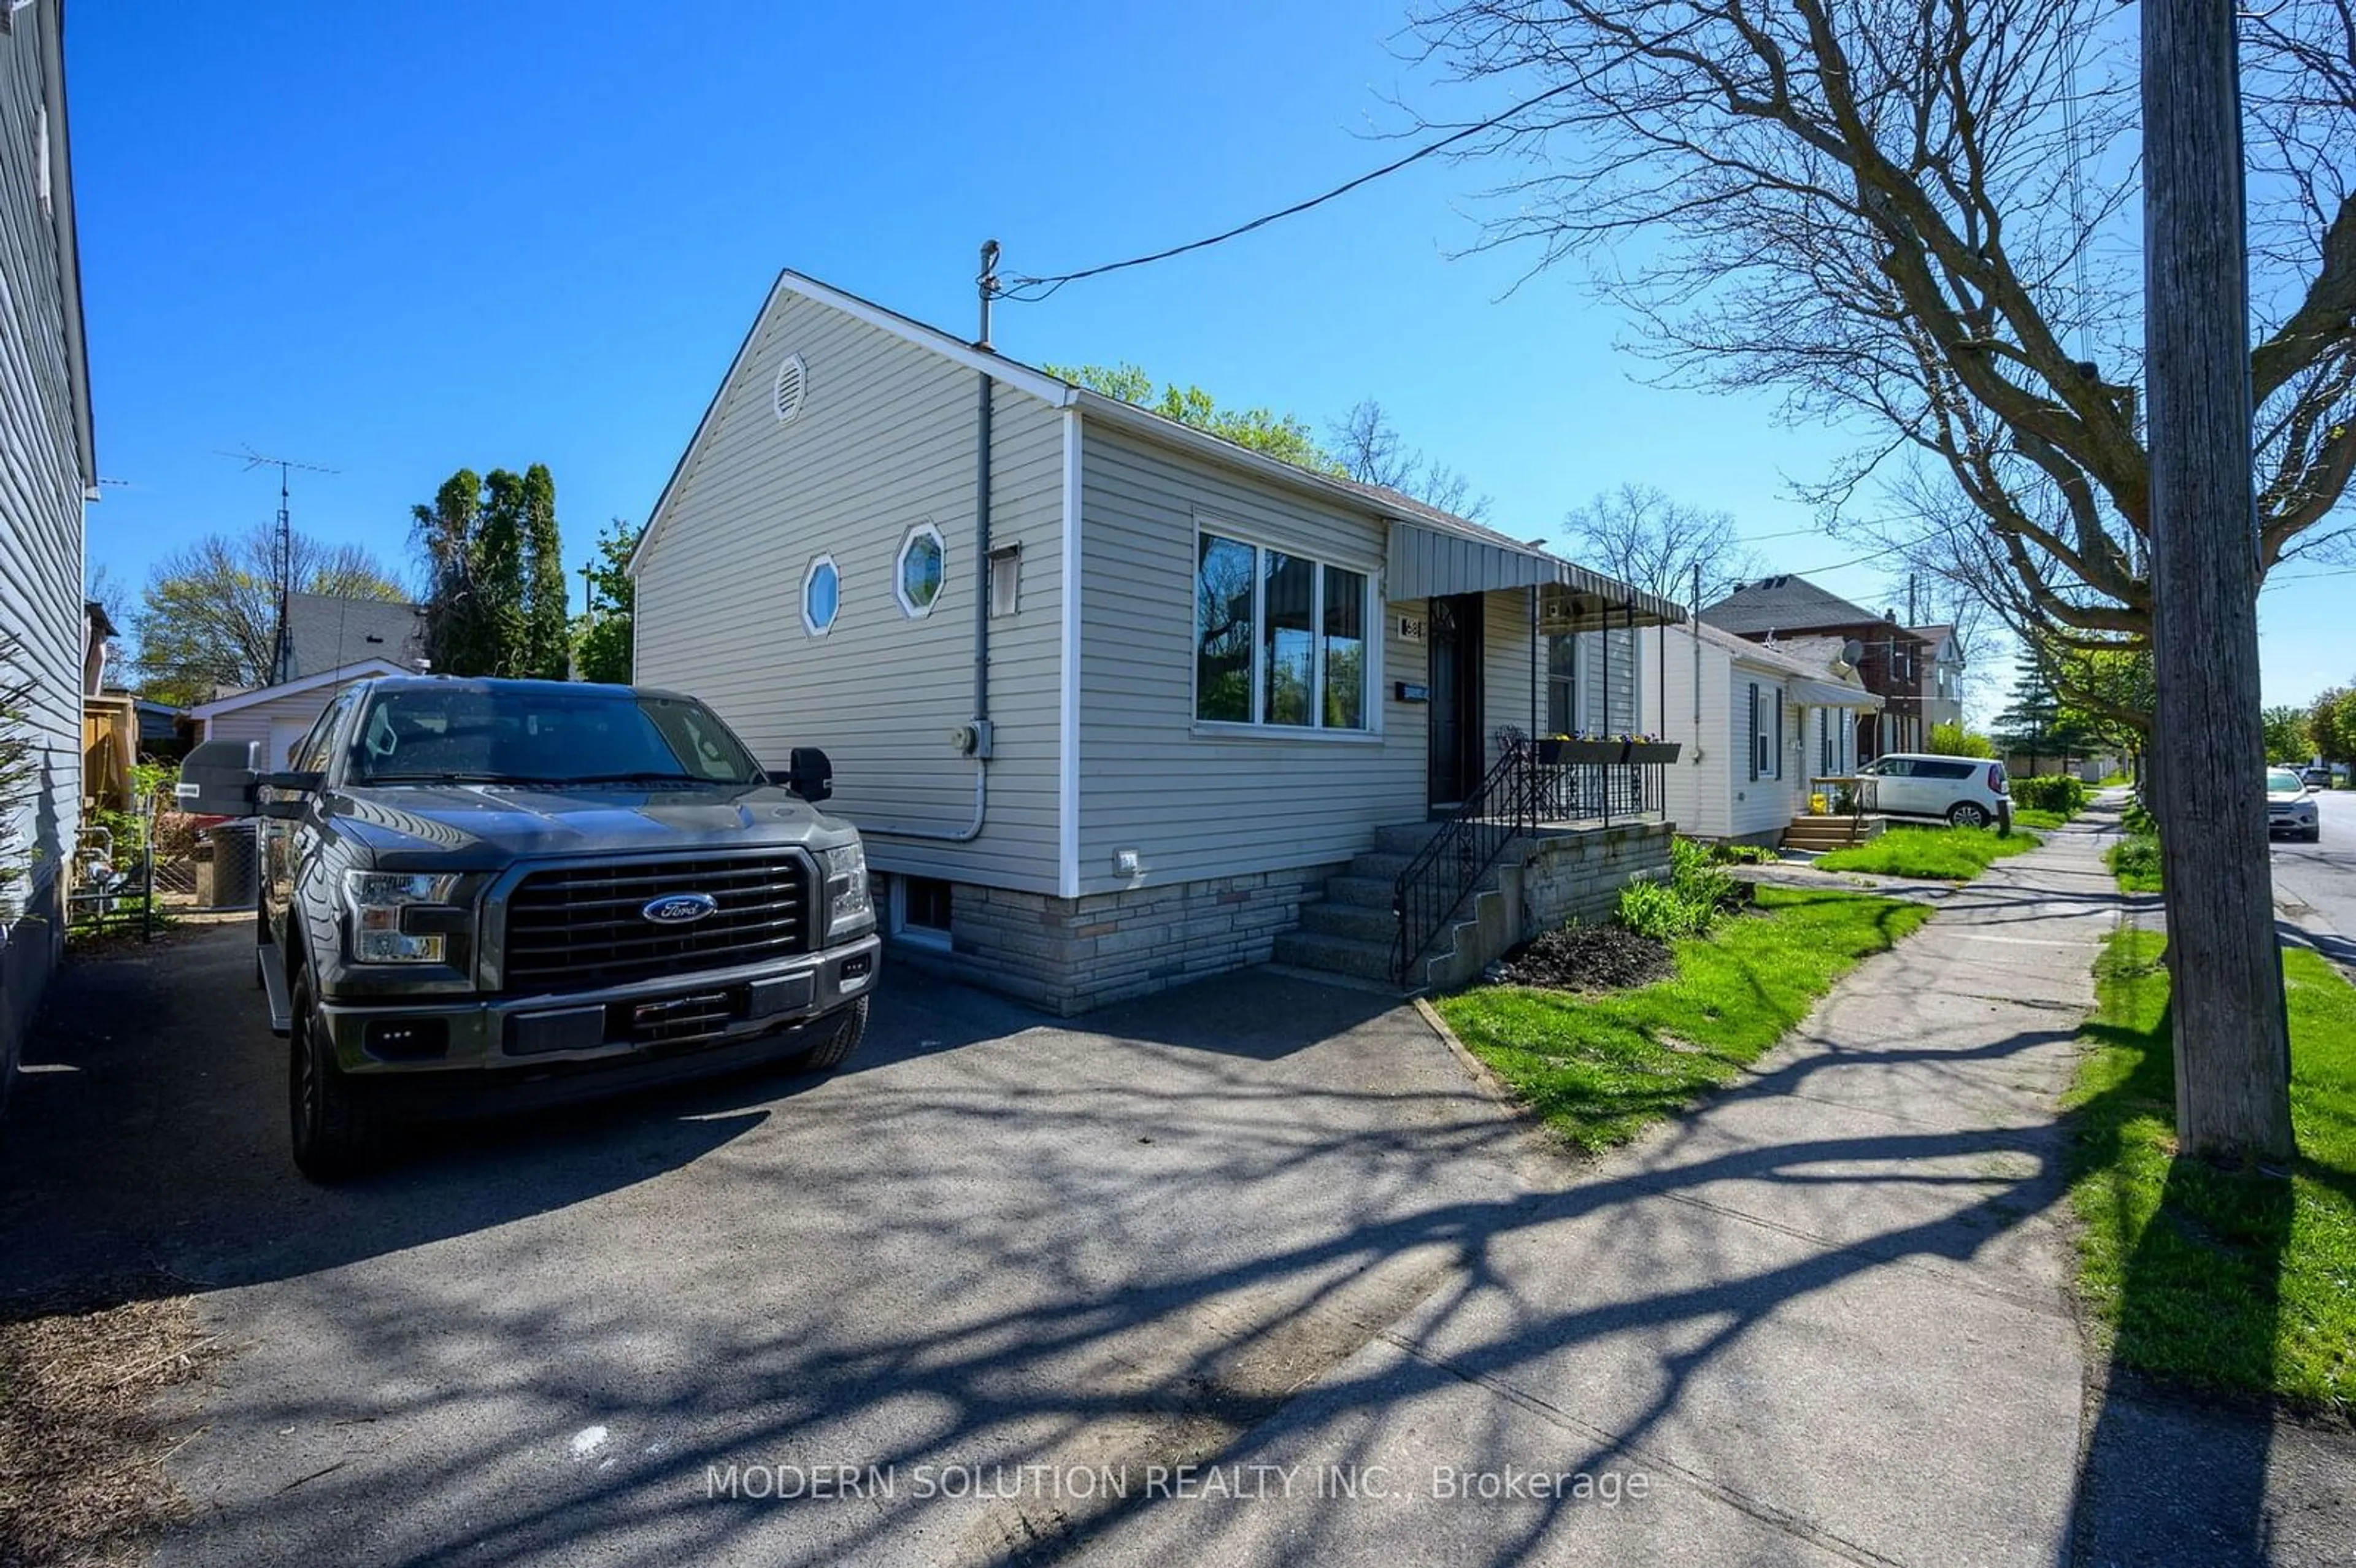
[1385, 521, 1685, 626]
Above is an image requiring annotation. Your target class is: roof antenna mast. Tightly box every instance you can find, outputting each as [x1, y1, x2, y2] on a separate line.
[217, 445, 340, 685]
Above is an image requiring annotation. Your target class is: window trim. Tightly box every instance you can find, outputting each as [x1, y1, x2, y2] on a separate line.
[1188, 521, 1379, 737]
[801, 553, 842, 637]
[895, 522, 947, 619]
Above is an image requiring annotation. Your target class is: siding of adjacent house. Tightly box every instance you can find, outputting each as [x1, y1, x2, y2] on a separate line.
[1075, 420, 1446, 896]
[200, 680, 376, 767]
[1646, 625, 1868, 841]
[1, 2, 88, 1094]
[634, 287, 1067, 893]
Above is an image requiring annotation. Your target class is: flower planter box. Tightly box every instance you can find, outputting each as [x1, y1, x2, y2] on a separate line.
[1533, 739, 1629, 765]
[1626, 742, 1681, 764]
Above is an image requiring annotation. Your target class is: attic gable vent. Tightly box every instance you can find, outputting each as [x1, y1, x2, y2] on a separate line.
[772, 353, 809, 426]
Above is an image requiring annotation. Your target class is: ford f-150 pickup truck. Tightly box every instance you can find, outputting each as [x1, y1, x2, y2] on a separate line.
[179, 675, 880, 1180]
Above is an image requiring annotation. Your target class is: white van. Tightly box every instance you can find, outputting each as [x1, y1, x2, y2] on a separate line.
[1857, 753, 2013, 831]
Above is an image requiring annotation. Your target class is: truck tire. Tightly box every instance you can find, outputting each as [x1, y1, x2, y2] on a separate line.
[796, 997, 868, 1074]
[289, 967, 380, 1182]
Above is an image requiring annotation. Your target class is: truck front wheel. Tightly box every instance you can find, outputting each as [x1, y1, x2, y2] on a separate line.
[795, 996, 868, 1074]
[289, 968, 380, 1182]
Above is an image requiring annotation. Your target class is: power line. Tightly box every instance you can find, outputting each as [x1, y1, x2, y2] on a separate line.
[995, 83, 1580, 303]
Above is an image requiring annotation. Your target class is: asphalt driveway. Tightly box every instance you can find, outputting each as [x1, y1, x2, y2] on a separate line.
[0, 921, 1534, 1567]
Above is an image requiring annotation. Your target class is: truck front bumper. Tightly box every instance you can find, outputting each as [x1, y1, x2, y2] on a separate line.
[313, 934, 881, 1113]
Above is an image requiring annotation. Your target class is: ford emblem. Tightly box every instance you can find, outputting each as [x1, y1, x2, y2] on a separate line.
[642, 893, 719, 926]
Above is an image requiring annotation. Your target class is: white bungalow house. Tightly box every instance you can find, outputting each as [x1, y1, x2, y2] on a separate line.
[1, 0, 96, 1107]
[630, 269, 1685, 1011]
[1639, 620, 1879, 845]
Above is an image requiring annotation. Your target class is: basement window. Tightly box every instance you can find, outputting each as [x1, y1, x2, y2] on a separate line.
[890, 876, 953, 951]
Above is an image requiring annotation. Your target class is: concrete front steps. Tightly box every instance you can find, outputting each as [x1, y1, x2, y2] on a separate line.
[1273, 822, 1511, 994]
[1782, 813, 1888, 851]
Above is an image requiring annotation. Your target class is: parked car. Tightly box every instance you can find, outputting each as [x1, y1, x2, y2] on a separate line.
[2300, 763, 2333, 790]
[1855, 753, 2013, 830]
[179, 676, 880, 1180]
[2269, 767, 2322, 842]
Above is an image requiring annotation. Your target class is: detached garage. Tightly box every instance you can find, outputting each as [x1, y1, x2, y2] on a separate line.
[183, 658, 409, 769]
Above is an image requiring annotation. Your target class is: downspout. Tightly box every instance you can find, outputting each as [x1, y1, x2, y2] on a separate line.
[862, 240, 1000, 844]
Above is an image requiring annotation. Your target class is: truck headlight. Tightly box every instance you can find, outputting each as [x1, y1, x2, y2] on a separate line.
[344, 870, 461, 963]
[818, 844, 872, 934]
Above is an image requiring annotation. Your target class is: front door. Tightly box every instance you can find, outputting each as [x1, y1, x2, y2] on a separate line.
[1426, 594, 1486, 810]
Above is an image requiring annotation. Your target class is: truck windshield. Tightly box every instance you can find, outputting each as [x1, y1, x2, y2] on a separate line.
[347, 688, 764, 786]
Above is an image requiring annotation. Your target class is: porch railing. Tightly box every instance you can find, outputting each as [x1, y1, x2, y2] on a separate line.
[1392, 742, 1671, 988]
[1393, 744, 1536, 988]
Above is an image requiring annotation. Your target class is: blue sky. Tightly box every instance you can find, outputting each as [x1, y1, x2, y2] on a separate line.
[69, 2, 2352, 718]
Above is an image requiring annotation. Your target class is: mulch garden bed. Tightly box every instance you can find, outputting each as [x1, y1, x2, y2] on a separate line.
[1492, 922, 1677, 994]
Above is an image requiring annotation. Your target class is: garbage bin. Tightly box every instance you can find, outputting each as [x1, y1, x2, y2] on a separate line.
[202, 821, 260, 910]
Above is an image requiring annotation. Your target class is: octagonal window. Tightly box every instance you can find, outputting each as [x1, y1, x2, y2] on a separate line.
[896, 524, 945, 618]
[802, 555, 841, 637]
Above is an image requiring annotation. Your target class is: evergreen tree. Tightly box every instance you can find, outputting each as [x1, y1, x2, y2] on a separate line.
[520, 464, 568, 679]
[412, 469, 486, 677]
[472, 470, 531, 678]
[414, 465, 562, 678]
[1991, 656, 2090, 772]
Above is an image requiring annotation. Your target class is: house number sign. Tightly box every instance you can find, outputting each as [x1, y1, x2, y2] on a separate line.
[1396, 613, 1428, 643]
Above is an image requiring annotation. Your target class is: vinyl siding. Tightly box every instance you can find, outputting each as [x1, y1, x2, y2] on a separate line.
[1075, 421, 1436, 894]
[200, 682, 373, 766]
[1646, 626, 1849, 840]
[1, 2, 87, 1085]
[634, 288, 1066, 893]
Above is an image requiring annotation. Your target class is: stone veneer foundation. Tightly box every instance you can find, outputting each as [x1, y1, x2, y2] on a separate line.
[876, 867, 1344, 1016]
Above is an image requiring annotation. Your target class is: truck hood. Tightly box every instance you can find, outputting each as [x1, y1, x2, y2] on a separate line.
[323, 782, 857, 867]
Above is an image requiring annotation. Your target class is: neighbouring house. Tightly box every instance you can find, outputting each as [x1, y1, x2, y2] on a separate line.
[630, 269, 1686, 1012]
[1, 0, 96, 1109]
[179, 593, 428, 769]
[135, 699, 188, 761]
[1701, 575, 1936, 759]
[185, 656, 413, 769]
[1913, 622, 1967, 732]
[1640, 620, 1880, 845]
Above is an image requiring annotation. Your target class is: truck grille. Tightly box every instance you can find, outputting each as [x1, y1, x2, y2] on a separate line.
[500, 853, 813, 993]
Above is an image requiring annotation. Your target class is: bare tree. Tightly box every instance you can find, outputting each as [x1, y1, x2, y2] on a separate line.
[1406, 0, 2352, 1162]
[131, 525, 407, 707]
[1562, 483, 1757, 604]
[1407, 0, 2355, 732]
[1329, 399, 1493, 520]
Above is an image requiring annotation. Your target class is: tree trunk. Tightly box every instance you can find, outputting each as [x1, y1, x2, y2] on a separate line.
[2143, 0, 2296, 1161]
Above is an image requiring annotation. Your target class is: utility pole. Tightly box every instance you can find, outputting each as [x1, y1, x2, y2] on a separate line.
[2143, 0, 2295, 1160]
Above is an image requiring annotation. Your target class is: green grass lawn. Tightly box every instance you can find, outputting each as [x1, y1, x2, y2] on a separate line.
[2012, 809, 2071, 831]
[2107, 834, 2163, 893]
[1437, 888, 1934, 1153]
[2066, 931, 2356, 1414]
[1812, 824, 2042, 881]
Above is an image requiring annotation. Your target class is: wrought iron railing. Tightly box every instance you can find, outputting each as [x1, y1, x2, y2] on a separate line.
[1526, 758, 1662, 824]
[1393, 745, 1538, 987]
[1391, 742, 1670, 988]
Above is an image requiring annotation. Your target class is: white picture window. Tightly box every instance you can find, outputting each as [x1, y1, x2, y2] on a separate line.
[896, 523, 945, 618]
[802, 555, 841, 637]
[1193, 529, 1369, 731]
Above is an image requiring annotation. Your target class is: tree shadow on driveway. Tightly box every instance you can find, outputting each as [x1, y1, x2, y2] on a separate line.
[2, 920, 2111, 1568]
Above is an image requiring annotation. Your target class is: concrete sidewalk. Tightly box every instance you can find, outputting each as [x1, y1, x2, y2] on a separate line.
[1079, 812, 2130, 1566]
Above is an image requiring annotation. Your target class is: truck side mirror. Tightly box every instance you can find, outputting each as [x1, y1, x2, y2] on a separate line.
[783, 747, 833, 804]
[178, 739, 260, 815]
